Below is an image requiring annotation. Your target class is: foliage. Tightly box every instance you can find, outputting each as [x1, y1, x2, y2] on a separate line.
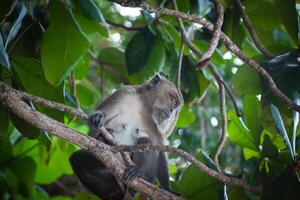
[0, 0, 300, 199]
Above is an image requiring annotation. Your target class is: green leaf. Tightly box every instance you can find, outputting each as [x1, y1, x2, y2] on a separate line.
[228, 110, 257, 150]
[181, 56, 209, 103]
[10, 113, 41, 139]
[177, 105, 196, 127]
[243, 95, 262, 143]
[245, 0, 298, 51]
[41, 1, 90, 86]
[73, 11, 108, 39]
[20, 138, 77, 184]
[10, 157, 36, 198]
[74, 54, 90, 80]
[76, 80, 99, 108]
[0, 33, 10, 69]
[222, 4, 246, 48]
[12, 57, 64, 122]
[98, 47, 126, 66]
[270, 104, 294, 159]
[125, 29, 166, 82]
[74, 0, 104, 22]
[4, 4, 27, 48]
[261, 52, 300, 105]
[233, 65, 261, 95]
[179, 152, 223, 200]
[262, 134, 279, 158]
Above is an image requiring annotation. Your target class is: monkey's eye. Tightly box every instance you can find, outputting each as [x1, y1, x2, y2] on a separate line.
[169, 94, 176, 103]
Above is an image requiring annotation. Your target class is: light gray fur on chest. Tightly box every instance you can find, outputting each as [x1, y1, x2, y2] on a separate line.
[103, 94, 148, 145]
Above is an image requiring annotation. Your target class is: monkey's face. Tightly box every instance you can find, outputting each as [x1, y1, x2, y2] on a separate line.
[144, 75, 182, 134]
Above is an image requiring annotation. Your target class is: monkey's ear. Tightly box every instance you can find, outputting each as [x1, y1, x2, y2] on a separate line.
[149, 74, 161, 86]
[159, 72, 168, 79]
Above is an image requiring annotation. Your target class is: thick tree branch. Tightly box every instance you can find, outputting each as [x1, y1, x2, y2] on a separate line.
[234, 0, 274, 58]
[0, 81, 182, 200]
[138, 4, 300, 113]
[0, 81, 262, 193]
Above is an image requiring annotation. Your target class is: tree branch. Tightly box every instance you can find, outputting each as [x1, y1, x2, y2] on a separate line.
[199, 0, 224, 62]
[234, 0, 274, 58]
[138, 4, 300, 113]
[112, 143, 262, 193]
[209, 64, 228, 167]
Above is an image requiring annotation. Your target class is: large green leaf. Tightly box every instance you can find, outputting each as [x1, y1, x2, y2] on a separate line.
[179, 152, 224, 200]
[73, 11, 108, 41]
[74, 0, 104, 22]
[270, 104, 294, 159]
[125, 29, 166, 82]
[261, 51, 300, 105]
[232, 65, 261, 95]
[98, 47, 126, 66]
[245, 0, 298, 51]
[12, 57, 64, 122]
[10, 157, 36, 198]
[228, 110, 257, 150]
[41, 1, 90, 86]
[243, 95, 262, 143]
[180, 56, 209, 103]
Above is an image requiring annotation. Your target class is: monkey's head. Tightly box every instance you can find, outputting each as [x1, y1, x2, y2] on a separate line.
[140, 74, 183, 136]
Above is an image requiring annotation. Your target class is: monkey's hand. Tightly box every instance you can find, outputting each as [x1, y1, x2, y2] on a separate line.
[88, 112, 104, 128]
[123, 165, 141, 182]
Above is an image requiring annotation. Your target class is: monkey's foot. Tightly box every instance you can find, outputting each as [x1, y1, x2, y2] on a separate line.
[123, 165, 140, 182]
[89, 112, 104, 128]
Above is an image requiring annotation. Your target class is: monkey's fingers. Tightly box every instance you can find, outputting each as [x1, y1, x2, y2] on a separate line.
[89, 112, 104, 128]
[123, 165, 140, 182]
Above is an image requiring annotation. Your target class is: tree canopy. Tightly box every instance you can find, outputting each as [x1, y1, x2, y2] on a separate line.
[0, 0, 300, 200]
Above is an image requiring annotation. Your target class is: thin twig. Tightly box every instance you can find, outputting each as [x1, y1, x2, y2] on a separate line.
[219, 80, 241, 117]
[234, 0, 274, 58]
[199, 0, 224, 62]
[138, 4, 300, 113]
[176, 40, 184, 102]
[209, 64, 228, 167]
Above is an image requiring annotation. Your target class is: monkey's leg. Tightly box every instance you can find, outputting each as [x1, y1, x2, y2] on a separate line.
[157, 152, 171, 191]
[123, 137, 158, 183]
[70, 150, 124, 200]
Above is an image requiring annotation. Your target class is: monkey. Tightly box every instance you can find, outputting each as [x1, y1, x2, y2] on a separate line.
[70, 74, 182, 200]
